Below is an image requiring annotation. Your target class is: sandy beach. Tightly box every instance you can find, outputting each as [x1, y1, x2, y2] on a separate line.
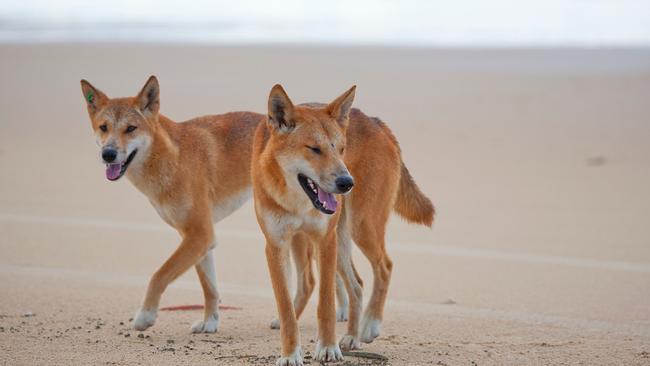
[0, 44, 649, 365]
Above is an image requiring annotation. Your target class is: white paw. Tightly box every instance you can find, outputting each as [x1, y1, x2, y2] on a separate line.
[339, 334, 361, 351]
[133, 309, 157, 331]
[270, 318, 280, 330]
[276, 346, 303, 366]
[191, 312, 219, 333]
[360, 317, 381, 343]
[315, 341, 343, 362]
[336, 305, 349, 322]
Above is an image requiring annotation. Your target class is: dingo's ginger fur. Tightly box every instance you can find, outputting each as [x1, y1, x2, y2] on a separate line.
[252, 85, 433, 364]
[81, 76, 264, 333]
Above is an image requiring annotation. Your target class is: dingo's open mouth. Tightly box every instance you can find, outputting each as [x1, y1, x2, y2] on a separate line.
[297, 174, 338, 215]
[106, 149, 137, 181]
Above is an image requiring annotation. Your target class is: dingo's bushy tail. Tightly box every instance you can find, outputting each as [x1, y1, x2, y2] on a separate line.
[394, 162, 434, 227]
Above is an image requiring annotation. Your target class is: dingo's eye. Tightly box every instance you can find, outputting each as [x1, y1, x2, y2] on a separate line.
[99, 124, 107, 132]
[125, 125, 138, 133]
[306, 145, 322, 155]
[340, 147, 345, 154]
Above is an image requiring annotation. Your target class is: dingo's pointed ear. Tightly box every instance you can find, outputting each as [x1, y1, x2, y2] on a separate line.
[268, 84, 295, 133]
[136, 75, 160, 117]
[327, 85, 356, 128]
[80, 79, 108, 116]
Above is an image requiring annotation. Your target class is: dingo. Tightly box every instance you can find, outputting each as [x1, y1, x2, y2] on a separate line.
[80, 76, 264, 333]
[251, 85, 433, 365]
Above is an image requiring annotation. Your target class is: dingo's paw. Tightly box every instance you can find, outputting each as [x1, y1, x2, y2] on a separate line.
[133, 309, 157, 331]
[339, 334, 361, 351]
[276, 346, 303, 366]
[360, 317, 381, 344]
[315, 341, 343, 362]
[270, 318, 280, 329]
[191, 312, 219, 333]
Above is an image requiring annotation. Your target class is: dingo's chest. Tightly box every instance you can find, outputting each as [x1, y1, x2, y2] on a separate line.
[259, 206, 332, 246]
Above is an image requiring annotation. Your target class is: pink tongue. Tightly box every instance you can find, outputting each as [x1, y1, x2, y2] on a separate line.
[106, 163, 122, 180]
[317, 188, 338, 212]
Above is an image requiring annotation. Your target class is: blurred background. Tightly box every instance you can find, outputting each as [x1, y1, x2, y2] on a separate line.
[1, 1, 649, 365]
[2, 0, 650, 46]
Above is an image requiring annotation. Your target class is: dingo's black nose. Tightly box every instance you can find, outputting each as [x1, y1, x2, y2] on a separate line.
[335, 175, 354, 193]
[102, 148, 117, 163]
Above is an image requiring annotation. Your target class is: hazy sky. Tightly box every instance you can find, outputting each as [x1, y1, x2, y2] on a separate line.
[1, 0, 649, 45]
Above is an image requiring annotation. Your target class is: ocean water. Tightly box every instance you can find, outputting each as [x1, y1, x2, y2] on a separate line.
[1, 0, 649, 46]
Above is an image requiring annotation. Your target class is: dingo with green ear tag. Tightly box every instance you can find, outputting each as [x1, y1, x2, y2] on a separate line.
[80, 76, 264, 333]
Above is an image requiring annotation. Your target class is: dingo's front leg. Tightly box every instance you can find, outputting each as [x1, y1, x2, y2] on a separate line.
[266, 239, 303, 366]
[134, 222, 214, 331]
[314, 230, 343, 363]
[191, 247, 221, 333]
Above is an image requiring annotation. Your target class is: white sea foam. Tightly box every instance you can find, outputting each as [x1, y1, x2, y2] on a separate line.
[0, 0, 649, 46]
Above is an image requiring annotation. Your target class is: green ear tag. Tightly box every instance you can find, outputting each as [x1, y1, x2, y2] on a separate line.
[86, 91, 94, 103]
